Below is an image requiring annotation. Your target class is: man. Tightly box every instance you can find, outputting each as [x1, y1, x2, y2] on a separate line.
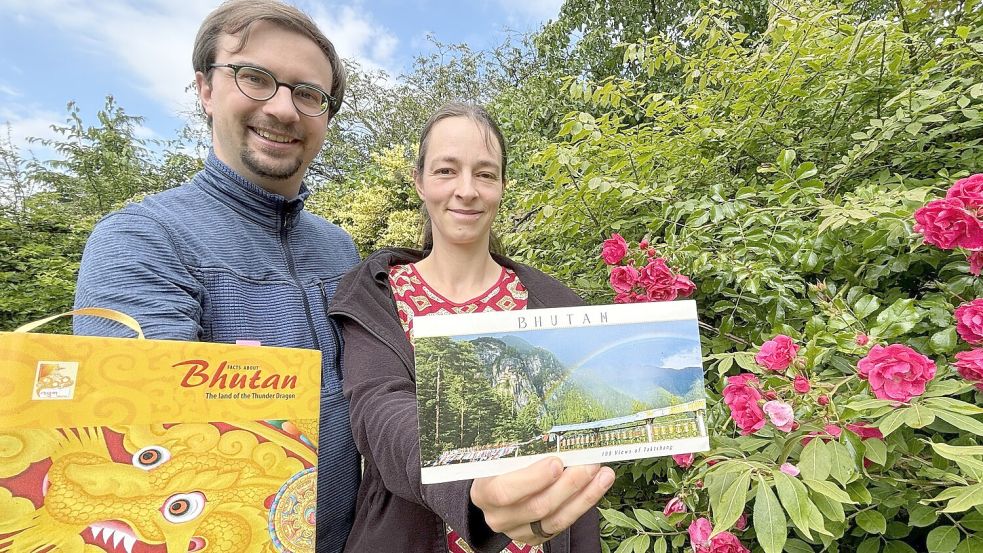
[73, 1, 359, 550]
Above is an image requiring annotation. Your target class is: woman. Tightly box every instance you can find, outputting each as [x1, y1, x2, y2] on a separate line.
[330, 103, 615, 553]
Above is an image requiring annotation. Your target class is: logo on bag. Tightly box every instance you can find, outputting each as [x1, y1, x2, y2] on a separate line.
[32, 361, 79, 400]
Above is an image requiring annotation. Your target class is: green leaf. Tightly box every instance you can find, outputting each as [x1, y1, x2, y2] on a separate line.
[783, 538, 815, 553]
[877, 409, 907, 437]
[934, 411, 983, 438]
[811, 489, 847, 522]
[600, 507, 643, 531]
[884, 541, 918, 553]
[927, 525, 960, 553]
[654, 536, 667, 553]
[856, 510, 887, 534]
[799, 438, 832, 481]
[871, 299, 920, 339]
[773, 470, 817, 539]
[633, 508, 666, 531]
[932, 442, 983, 459]
[959, 510, 983, 531]
[711, 469, 751, 536]
[846, 398, 896, 411]
[633, 534, 651, 553]
[754, 477, 787, 553]
[613, 535, 637, 553]
[904, 403, 936, 428]
[957, 536, 983, 553]
[865, 439, 887, 465]
[940, 483, 983, 513]
[930, 328, 958, 353]
[908, 503, 939, 527]
[804, 478, 856, 504]
[957, 25, 970, 39]
[847, 480, 873, 503]
[858, 537, 881, 553]
[925, 396, 983, 415]
[828, 440, 857, 485]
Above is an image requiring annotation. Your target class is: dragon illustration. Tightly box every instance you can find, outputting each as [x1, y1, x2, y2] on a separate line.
[0, 420, 318, 553]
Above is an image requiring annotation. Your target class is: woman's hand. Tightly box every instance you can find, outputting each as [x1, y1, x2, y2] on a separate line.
[470, 457, 616, 545]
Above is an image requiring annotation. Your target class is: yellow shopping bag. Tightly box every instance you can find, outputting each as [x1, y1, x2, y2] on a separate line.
[0, 309, 322, 553]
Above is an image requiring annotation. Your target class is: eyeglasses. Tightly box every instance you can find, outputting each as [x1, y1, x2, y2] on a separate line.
[209, 63, 335, 117]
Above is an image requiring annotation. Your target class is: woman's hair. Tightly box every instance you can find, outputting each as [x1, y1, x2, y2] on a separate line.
[192, 0, 347, 119]
[416, 103, 506, 254]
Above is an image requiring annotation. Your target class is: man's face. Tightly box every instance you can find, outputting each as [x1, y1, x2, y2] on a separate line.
[195, 21, 333, 197]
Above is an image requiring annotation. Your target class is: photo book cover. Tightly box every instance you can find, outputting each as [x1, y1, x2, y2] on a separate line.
[413, 300, 710, 484]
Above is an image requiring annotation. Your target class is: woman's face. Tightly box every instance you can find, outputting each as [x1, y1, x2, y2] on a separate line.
[415, 116, 504, 251]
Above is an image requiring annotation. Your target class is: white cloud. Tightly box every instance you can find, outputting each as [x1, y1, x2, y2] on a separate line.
[657, 344, 703, 371]
[0, 104, 65, 160]
[306, 3, 399, 74]
[3, 0, 400, 114]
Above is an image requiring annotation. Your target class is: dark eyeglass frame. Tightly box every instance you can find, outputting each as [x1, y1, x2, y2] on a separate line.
[209, 63, 336, 117]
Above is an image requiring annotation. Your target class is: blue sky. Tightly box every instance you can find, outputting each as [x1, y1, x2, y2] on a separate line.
[458, 320, 704, 369]
[0, 0, 563, 159]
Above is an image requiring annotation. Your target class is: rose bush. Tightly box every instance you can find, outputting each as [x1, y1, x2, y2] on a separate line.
[519, 2, 983, 552]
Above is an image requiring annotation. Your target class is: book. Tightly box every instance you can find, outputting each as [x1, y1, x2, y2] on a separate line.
[0, 327, 321, 552]
[413, 300, 710, 484]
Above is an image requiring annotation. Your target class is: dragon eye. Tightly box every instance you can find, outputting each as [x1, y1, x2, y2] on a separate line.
[132, 446, 171, 470]
[161, 492, 206, 523]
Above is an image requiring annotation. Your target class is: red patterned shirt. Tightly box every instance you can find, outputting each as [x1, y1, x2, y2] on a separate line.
[387, 263, 538, 553]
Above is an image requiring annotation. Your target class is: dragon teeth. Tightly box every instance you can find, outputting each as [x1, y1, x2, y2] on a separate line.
[112, 530, 124, 548]
[122, 534, 136, 553]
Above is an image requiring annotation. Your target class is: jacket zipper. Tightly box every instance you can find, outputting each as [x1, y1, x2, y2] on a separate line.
[319, 281, 345, 385]
[280, 207, 321, 351]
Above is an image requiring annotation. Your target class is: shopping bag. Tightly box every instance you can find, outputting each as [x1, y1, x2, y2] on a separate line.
[0, 308, 321, 553]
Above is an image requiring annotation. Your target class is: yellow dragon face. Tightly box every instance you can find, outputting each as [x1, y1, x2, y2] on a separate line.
[0, 422, 314, 553]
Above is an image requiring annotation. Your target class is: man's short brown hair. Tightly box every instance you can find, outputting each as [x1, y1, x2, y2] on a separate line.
[192, 0, 346, 118]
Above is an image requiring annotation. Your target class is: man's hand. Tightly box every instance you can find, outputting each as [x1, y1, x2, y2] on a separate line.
[470, 457, 616, 545]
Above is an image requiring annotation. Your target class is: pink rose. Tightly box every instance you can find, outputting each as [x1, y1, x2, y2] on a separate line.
[609, 265, 640, 294]
[818, 394, 829, 406]
[672, 453, 694, 469]
[855, 333, 870, 346]
[801, 424, 841, 446]
[723, 374, 766, 435]
[734, 513, 749, 532]
[955, 299, 983, 344]
[954, 349, 983, 390]
[663, 496, 686, 516]
[601, 233, 628, 265]
[845, 422, 884, 440]
[755, 335, 799, 371]
[699, 532, 750, 553]
[639, 258, 678, 301]
[780, 462, 800, 476]
[857, 344, 937, 404]
[674, 274, 697, 297]
[969, 251, 983, 276]
[688, 517, 712, 549]
[763, 400, 795, 432]
[793, 375, 811, 394]
[914, 198, 983, 250]
[946, 174, 983, 208]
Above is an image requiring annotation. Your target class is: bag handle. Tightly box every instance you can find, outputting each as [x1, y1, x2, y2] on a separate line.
[14, 308, 145, 339]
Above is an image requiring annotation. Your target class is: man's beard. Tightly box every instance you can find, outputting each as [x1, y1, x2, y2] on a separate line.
[241, 148, 303, 181]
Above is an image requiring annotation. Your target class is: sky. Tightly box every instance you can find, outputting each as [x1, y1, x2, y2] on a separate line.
[459, 319, 704, 369]
[0, 0, 564, 159]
